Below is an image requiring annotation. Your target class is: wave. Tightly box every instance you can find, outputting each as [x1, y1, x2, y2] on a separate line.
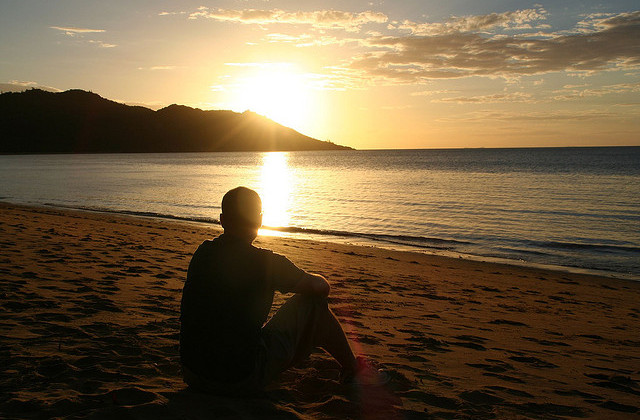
[47, 203, 639, 255]
[262, 225, 473, 250]
[44, 203, 471, 251]
[45, 204, 221, 225]
[529, 240, 640, 254]
[461, 206, 640, 221]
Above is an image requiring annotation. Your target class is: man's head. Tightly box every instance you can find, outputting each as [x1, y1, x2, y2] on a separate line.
[220, 187, 262, 242]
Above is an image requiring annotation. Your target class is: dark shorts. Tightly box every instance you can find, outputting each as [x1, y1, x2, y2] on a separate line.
[183, 294, 326, 395]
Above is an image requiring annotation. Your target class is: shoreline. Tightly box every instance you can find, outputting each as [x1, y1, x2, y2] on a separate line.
[2, 202, 639, 418]
[5, 200, 637, 282]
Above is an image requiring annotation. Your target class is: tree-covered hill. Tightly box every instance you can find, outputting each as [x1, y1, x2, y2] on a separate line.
[0, 89, 351, 153]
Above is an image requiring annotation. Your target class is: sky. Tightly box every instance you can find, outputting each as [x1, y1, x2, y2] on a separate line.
[1, 1, 639, 149]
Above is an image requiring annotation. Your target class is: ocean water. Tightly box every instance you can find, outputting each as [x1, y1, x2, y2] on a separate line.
[0, 147, 638, 279]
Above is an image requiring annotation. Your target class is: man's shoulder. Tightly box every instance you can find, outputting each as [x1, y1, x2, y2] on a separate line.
[251, 243, 293, 262]
[197, 236, 276, 258]
[194, 235, 291, 264]
[250, 242, 273, 255]
[199, 238, 215, 247]
[190, 237, 225, 263]
[194, 238, 216, 253]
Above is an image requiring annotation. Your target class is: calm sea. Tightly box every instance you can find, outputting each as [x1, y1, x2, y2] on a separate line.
[1, 147, 638, 279]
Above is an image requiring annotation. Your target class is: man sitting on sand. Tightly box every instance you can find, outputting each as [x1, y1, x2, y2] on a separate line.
[180, 186, 387, 395]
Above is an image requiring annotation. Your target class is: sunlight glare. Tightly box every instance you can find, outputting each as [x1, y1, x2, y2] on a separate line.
[227, 65, 315, 132]
[258, 152, 293, 232]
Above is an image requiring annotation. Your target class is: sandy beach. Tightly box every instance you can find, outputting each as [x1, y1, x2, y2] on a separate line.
[1, 202, 639, 419]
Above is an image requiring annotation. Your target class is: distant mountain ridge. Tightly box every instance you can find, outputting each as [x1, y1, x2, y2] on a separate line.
[0, 89, 351, 153]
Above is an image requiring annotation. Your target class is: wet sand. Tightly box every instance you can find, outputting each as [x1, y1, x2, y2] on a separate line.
[1, 202, 639, 419]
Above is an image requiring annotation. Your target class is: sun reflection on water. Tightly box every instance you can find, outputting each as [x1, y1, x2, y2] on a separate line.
[258, 152, 292, 235]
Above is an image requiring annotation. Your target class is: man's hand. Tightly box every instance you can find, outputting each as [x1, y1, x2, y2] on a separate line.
[294, 273, 330, 298]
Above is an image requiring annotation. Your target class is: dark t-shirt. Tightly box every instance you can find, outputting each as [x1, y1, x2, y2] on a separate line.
[180, 234, 305, 382]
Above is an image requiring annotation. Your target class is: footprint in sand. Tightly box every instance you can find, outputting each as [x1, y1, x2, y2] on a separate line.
[584, 373, 640, 396]
[447, 340, 486, 351]
[522, 336, 570, 347]
[489, 319, 529, 327]
[107, 387, 158, 406]
[397, 329, 452, 353]
[459, 389, 504, 406]
[511, 402, 587, 417]
[598, 401, 639, 413]
[399, 390, 460, 410]
[509, 355, 558, 369]
[483, 372, 526, 384]
[373, 329, 395, 337]
[472, 358, 514, 372]
[487, 385, 533, 398]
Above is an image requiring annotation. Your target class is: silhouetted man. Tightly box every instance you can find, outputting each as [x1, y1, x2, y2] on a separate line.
[180, 187, 386, 395]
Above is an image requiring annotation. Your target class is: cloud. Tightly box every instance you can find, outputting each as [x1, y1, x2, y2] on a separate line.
[263, 32, 353, 47]
[50, 25, 115, 47]
[553, 81, 640, 100]
[396, 8, 548, 35]
[432, 92, 534, 103]
[265, 33, 311, 43]
[189, 7, 388, 32]
[380, 104, 412, 110]
[87, 40, 117, 48]
[223, 62, 294, 69]
[439, 109, 625, 123]
[7, 80, 39, 87]
[137, 66, 179, 71]
[50, 26, 105, 36]
[159, 11, 187, 16]
[307, 70, 362, 91]
[350, 10, 640, 82]
[1, 81, 61, 93]
[410, 89, 455, 96]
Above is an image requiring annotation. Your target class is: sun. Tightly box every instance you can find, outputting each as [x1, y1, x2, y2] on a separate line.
[227, 65, 315, 132]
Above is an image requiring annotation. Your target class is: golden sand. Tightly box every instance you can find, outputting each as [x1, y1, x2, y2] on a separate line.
[1, 203, 639, 418]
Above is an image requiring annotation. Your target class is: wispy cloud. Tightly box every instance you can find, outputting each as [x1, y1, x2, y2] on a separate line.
[350, 10, 640, 82]
[88, 40, 117, 48]
[50, 26, 105, 36]
[410, 89, 456, 96]
[137, 66, 179, 71]
[8, 80, 39, 87]
[553, 81, 640, 100]
[50, 26, 116, 47]
[262, 32, 358, 48]
[432, 92, 535, 103]
[439, 109, 626, 123]
[158, 11, 187, 16]
[1, 80, 61, 92]
[188, 7, 388, 32]
[394, 8, 548, 35]
[264, 33, 314, 44]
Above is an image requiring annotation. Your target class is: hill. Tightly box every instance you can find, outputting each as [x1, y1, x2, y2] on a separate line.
[0, 89, 351, 153]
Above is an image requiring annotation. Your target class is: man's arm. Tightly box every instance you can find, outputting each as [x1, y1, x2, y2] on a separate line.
[293, 273, 330, 298]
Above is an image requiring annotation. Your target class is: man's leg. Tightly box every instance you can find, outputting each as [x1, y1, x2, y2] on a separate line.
[312, 300, 357, 371]
[260, 294, 357, 385]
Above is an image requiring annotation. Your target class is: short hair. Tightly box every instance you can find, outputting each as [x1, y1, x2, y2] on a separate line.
[221, 187, 262, 228]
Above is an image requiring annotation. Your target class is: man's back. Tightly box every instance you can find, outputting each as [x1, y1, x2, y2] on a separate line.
[180, 234, 303, 382]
